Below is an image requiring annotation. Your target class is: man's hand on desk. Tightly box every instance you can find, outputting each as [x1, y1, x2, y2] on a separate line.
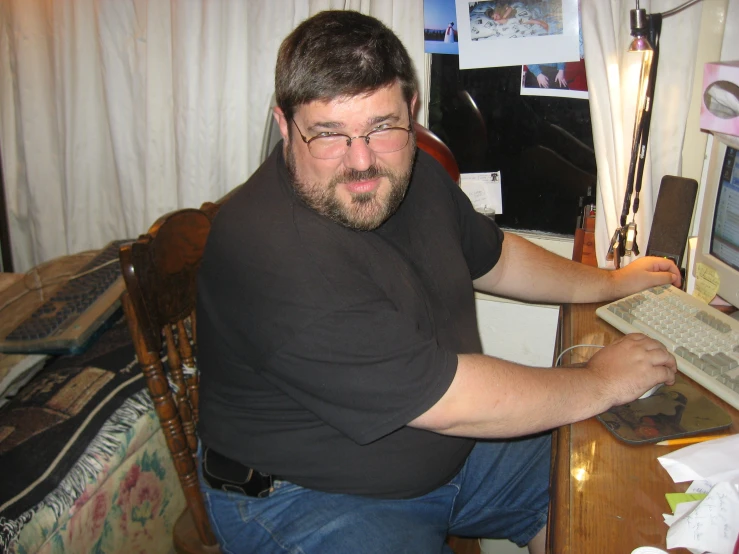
[609, 256, 682, 299]
[586, 333, 678, 406]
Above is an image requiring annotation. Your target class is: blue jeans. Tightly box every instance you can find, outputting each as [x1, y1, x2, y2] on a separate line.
[199, 434, 551, 553]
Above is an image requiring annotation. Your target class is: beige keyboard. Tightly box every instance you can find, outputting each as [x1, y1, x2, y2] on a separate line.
[597, 284, 739, 410]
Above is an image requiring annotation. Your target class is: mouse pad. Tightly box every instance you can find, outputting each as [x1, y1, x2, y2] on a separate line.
[596, 375, 733, 444]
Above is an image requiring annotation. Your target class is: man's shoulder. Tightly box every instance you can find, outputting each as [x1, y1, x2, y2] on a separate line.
[413, 148, 454, 185]
[211, 153, 299, 243]
[208, 173, 368, 276]
[219, 155, 283, 214]
[407, 148, 463, 209]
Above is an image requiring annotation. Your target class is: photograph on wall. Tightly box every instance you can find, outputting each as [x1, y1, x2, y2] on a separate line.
[520, 24, 587, 99]
[455, 0, 580, 70]
[520, 60, 588, 99]
[424, 0, 459, 55]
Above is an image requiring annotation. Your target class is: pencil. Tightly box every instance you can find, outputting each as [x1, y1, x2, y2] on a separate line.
[656, 434, 732, 446]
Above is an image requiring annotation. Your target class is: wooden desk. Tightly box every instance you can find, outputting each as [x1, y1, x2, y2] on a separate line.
[548, 302, 739, 554]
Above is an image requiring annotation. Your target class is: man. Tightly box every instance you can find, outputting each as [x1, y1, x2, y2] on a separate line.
[197, 10, 679, 554]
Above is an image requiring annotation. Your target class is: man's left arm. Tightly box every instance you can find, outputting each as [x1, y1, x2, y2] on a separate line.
[474, 232, 682, 304]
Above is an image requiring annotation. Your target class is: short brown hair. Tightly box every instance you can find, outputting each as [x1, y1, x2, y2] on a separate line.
[275, 10, 418, 120]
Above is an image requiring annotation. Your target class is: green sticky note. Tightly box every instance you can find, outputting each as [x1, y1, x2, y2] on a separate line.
[665, 492, 707, 512]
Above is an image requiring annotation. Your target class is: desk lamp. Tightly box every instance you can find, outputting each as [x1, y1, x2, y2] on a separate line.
[608, 0, 703, 268]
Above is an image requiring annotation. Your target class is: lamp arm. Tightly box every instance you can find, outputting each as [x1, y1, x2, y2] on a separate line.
[620, 13, 661, 229]
[660, 0, 703, 18]
[615, 11, 662, 262]
[631, 14, 662, 216]
[621, 101, 646, 228]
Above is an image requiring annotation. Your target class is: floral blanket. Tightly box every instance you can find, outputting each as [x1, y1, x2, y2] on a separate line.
[10, 394, 184, 554]
[0, 320, 185, 553]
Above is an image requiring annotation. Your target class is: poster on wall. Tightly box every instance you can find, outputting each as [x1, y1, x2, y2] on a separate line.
[455, 0, 580, 70]
[424, 0, 460, 55]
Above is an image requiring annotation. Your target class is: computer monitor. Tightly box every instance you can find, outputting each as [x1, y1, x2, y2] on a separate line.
[694, 136, 739, 308]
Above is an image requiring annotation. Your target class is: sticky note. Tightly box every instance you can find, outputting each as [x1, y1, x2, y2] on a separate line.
[665, 492, 707, 513]
[692, 263, 719, 303]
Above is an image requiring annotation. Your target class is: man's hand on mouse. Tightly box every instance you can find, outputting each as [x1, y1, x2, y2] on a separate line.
[585, 333, 677, 406]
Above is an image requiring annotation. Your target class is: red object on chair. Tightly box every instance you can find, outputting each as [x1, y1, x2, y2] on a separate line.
[414, 122, 460, 183]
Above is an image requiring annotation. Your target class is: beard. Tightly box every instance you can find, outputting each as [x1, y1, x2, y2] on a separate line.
[285, 139, 416, 231]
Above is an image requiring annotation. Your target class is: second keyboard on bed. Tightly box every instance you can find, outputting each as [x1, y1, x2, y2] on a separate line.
[596, 284, 739, 410]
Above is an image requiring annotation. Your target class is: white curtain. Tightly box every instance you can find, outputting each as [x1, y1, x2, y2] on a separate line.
[582, 0, 703, 267]
[0, 0, 425, 272]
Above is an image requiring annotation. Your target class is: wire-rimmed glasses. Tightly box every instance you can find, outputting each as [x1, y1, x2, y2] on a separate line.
[290, 114, 413, 160]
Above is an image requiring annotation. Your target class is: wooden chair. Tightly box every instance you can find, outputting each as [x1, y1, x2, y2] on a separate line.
[119, 203, 221, 554]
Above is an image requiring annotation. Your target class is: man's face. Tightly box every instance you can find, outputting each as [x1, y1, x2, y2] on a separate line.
[275, 83, 417, 231]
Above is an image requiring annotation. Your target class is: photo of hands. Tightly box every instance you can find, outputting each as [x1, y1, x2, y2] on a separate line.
[521, 59, 588, 99]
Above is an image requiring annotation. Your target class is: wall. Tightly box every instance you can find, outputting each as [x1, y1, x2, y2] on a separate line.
[474, 231, 569, 381]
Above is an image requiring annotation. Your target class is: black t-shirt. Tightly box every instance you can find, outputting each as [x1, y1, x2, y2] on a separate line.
[197, 145, 504, 499]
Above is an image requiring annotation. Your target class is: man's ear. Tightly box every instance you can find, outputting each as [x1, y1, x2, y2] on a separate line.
[273, 106, 290, 142]
[410, 94, 418, 122]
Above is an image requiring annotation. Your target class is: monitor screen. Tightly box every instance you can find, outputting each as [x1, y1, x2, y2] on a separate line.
[709, 145, 739, 270]
[695, 137, 739, 308]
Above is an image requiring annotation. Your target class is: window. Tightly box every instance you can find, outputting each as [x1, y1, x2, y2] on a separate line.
[428, 55, 596, 236]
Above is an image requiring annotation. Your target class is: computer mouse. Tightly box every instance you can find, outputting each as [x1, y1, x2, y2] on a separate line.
[639, 383, 664, 399]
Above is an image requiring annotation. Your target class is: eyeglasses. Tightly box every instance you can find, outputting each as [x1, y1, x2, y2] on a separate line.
[290, 114, 413, 160]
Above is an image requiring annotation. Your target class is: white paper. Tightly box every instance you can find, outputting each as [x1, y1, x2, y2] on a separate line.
[657, 434, 739, 483]
[666, 482, 739, 554]
[460, 171, 502, 215]
[687, 469, 739, 494]
[456, 0, 580, 69]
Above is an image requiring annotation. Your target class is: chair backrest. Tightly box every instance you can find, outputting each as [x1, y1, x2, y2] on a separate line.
[119, 206, 218, 549]
[261, 93, 283, 164]
[414, 122, 461, 183]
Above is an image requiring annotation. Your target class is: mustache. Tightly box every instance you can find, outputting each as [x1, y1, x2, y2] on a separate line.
[333, 165, 388, 185]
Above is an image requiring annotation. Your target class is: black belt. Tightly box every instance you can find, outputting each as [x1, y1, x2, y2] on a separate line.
[201, 446, 276, 498]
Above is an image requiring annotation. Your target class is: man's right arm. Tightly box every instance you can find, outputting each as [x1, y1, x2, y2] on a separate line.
[408, 333, 677, 438]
